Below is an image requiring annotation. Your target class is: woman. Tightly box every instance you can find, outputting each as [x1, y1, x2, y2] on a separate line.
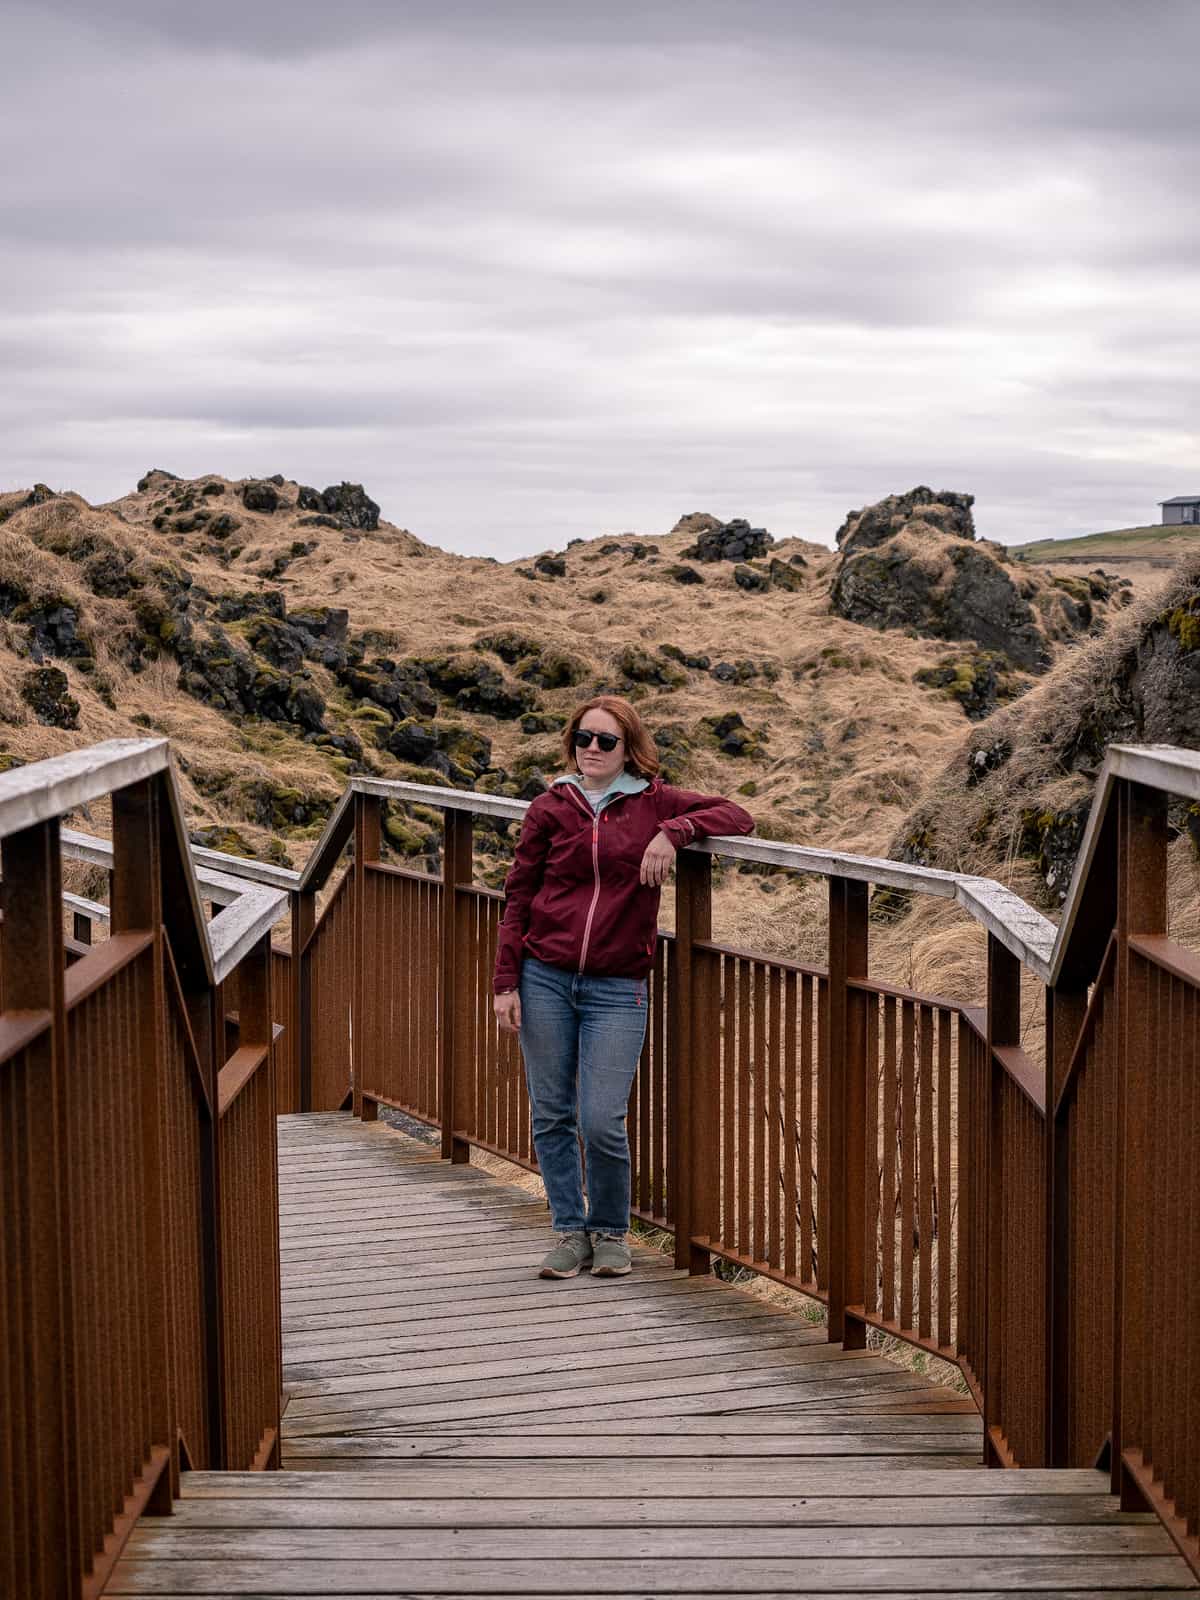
[493, 694, 755, 1279]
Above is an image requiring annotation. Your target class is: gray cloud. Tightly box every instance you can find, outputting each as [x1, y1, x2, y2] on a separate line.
[2, 1, 1199, 555]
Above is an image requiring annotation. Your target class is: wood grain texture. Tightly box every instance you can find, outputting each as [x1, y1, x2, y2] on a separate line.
[110, 1114, 1196, 1596]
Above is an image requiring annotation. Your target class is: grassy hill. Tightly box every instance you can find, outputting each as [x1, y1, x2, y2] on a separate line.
[1011, 523, 1200, 564]
[0, 471, 1176, 1001]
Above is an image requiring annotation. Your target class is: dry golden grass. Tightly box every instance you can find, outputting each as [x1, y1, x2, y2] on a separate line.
[0, 471, 1194, 1014]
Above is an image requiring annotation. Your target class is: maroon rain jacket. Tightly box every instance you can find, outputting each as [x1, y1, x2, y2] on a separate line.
[492, 778, 756, 992]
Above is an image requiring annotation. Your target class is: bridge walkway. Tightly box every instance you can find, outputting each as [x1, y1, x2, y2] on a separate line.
[109, 1113, 1195, 1596]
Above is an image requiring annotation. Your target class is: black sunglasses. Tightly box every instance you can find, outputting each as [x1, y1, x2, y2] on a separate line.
[573, 729, 622, 752]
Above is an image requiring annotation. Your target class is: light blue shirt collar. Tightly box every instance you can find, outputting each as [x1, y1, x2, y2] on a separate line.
[554, 769, 649, 813]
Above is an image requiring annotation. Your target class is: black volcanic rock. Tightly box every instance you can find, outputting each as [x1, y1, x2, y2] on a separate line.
[835, 486, 976, 554]
[242, 480, 280, 513]
[682, 517, 774, 563]
[321, 482, 379, 530]
[21, 666, 80, 728]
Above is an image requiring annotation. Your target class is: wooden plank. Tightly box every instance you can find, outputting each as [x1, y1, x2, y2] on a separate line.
[163, 1490, 1156, 1526]
[428, 1414, 982, 1436]
[281, 1359, 919, 1434]
[280, 1274, 727, 1328]
[98, 1590, 1200, 1600]
[281, 1306, 830, 1367]
[103, 1552, 1198, 1593]
[125, 1522, 1177, 1559]
[284, 1342, 881, 1412]
[284, 1324, 836, 1391]
[280, 1432, 978, 1459]
[281, 1303, 822, 1364]
[186, 1463, 1118, 1496]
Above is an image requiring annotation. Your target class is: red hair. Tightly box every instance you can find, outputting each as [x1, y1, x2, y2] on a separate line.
[560, 695, 660, 779]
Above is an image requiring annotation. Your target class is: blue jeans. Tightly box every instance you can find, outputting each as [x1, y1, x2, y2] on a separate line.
[518, 955, 648, 1236]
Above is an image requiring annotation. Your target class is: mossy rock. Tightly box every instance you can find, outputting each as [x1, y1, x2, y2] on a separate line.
[1164, 601, 1200, 652]
[710, 659, 759, 685]
[912, 650, 1023, 721]
[409, 653, 536, 719]
[349, 704, 394, 744]
[477, 771, 522, 798]
[83, 547, 138, 598]
[767, 558, 804, 592]
[20, 666, 79, 728]
[1018, 803, 1089, 902]
[698, 711, 767, 758]
[234, 778, 334, 832]
[246, 615, 307, 673]
[388, 763, 453, 789]
[383, 814, 430, 855]
[520, 711, 567, 735]
[11, 598, 91, 662]
[385, 718, 491, 783]
[189, 825, 289, 867]
[660, 644, 711, 671]
[614, 644, 685, 688]
[733, 563, 770, 593]
[241, 480, 279, 513]
[440, 722, 492, 776]
[514, 647, 587, 689]
[510, 740, 561, 781]
[387, 718, 439, 764]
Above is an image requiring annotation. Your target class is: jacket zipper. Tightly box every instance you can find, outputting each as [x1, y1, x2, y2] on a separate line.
[564, 784, 603, 973]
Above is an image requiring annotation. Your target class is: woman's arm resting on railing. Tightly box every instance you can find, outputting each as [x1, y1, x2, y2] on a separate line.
[492, 798, 552, 995]
[655, 785, 756, 849]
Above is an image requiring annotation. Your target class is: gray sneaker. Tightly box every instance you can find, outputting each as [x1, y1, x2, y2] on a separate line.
[590, 1232, 632, 1276]
[539, 1231, 593, 1279]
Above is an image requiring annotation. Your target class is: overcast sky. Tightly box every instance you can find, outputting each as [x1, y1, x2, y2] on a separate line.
[3, 1, 1198, 556]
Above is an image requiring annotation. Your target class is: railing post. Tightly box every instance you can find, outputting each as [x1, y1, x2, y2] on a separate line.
[292, 888, 316, 1113]
[440, 808, 473, 1163]
[984, 930, 1021, 1466]
[1112, 778, 1168, 1504]
[352, 793, 382, 1120]
[1045, 981, 1086, 1467]
[827, 877, 869, 1347]
[1, 815, 82, 1596]
[112, 775, 177, 1508]
[671, 849, 713, 1273]
[182, 976, 227, 1468]
[234, 931, 281, 1470]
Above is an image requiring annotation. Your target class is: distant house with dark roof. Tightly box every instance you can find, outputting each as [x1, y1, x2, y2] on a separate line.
[1160, 494, 1200, 525]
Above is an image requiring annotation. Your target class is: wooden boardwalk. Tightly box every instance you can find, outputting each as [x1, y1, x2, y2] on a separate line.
[110, 1112, 1197, 1595]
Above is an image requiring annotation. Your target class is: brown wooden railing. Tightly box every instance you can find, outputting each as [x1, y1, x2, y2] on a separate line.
[0, 742, 285, 1600]
[5, 739, 1200, 1594]
[323, 745, 1200, 1579]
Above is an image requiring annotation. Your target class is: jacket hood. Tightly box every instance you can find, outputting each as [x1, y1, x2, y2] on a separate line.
[552, 770, 651, 807]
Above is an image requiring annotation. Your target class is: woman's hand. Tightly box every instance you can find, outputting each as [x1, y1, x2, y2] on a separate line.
[640, 830, 676, 887]
[494, 991, 522, 1033]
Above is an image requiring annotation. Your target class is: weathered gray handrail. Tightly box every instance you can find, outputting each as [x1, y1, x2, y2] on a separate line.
[35, 738, 1200, 992]
[318, 744, 1198, 985]
[60, 825, 288, 985]
[0, 738, 169, 839]
[313, 774, 1063, 978]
